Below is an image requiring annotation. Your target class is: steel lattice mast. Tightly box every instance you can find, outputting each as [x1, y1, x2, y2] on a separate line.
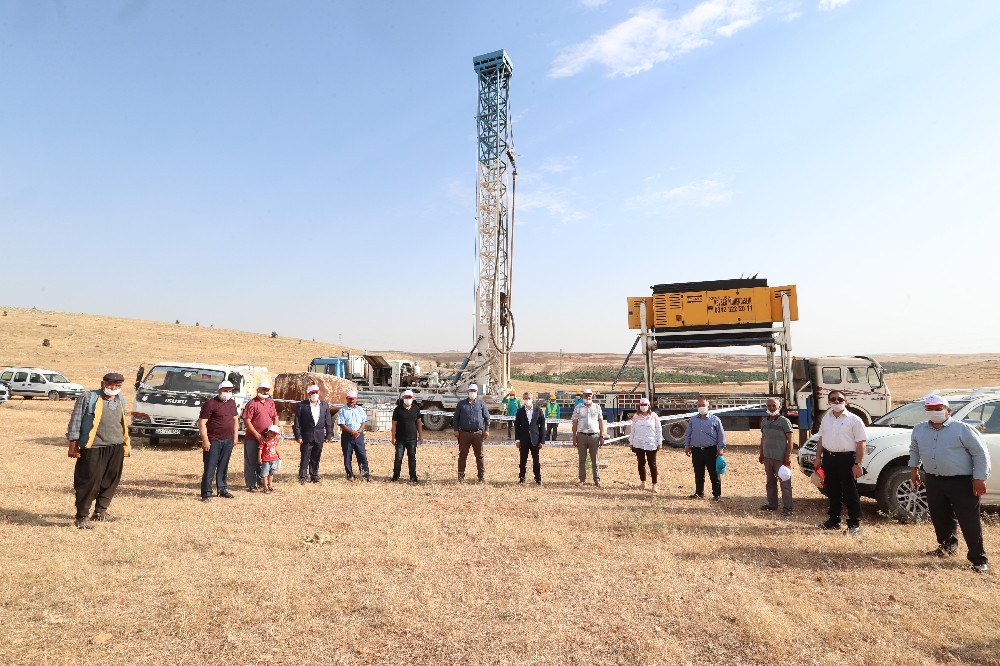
[472, 50, 515, 396]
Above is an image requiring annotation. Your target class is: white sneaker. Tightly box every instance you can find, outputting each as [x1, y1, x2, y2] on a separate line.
[651, 484, 658, 493]
[640, 481, 647, 490]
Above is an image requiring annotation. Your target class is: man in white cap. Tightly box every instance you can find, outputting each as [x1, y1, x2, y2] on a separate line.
[909, 394, 991, 573]
[572, 388, 606, 487]
[293, 384, 333, 484]
[453, 383, 490, 482]
[759, 397, 794, 515]
[337, 389, 371, 481]
[391, 389, 423, 482]
[197, 380, 240, 501]
[815, 390, 867, 534]
[241, 378, 279, 492]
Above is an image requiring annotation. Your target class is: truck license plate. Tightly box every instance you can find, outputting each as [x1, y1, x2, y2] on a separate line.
[154, 428, 182, 435]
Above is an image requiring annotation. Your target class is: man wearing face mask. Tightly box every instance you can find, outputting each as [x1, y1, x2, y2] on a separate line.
[684, 398, 726, 501]
[241, 378, 279, 492]
[391, 389, 423, 482]
[815, 390, 867, 534]
[198, 380, 240, 502]
[514, 391, 545, 485]
[759, 397, 794, 515]
[572, 388, 606, 487]
[909, 394, 991, 573]
[66, 372, 130, 528]
[293, 384, 333, 484]
[453, 383, 491, 482]
[337, 389, 371, 482]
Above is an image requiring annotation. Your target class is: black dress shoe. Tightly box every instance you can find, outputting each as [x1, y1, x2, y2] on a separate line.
[218, 490, 236, 499]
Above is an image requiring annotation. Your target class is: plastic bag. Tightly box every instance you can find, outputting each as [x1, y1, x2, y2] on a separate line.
[716, 455, 727, 475]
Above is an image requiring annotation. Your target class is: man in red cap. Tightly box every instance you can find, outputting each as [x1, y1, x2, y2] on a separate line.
[66, 372, 130, 528]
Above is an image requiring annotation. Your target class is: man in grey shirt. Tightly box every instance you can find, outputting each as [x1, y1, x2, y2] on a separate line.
[759, 397, 794, 515]
[909, 394, 991, 573]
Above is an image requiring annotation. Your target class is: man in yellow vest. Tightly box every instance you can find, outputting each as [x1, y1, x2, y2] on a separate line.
[66, 372, 130, 529]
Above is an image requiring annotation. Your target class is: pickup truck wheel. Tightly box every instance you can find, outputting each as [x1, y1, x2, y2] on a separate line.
[664, 421, 687, 448]
[877, 466, 928, 522]
[422, 412, 450, 431]
[48, 390, 60, 400]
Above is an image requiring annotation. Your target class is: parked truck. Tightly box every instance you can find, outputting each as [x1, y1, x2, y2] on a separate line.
[129, 361, 270, 445]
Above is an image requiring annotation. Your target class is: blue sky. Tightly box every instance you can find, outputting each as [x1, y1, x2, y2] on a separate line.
[2, 0, 998, 357]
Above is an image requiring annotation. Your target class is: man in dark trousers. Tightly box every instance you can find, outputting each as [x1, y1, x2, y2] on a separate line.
[391, 389, 423, 482]
[514, 391, 546, 485]
[684, 398, 726, 501]
[815, 389, 867, 535]
[198, 380, 240, 502]
[293, 384, 333, 484]
[66, 372, 130, 528]
[910, 394, 991, 573]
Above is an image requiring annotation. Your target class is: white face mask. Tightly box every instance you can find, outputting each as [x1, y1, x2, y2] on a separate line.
[257, 392, 269, 400]
[767, 409, 779, 417]
[468, 392, 477, 400]
[831, 403, 846, 413]
[697, 406, 708, 415]
[309, 394, 319, 403]
[103, 387, 121, 397]
[219, 392, 233, 402]
[523, 400, 533, 409]
[928, 411, 948, 424]
[403, 398, 413, 407]
[583, 398, 592, 406]
[639, 405, 649, 413]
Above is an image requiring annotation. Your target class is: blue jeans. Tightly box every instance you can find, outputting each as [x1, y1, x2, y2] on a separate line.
[244, 438, 262, 490]
[393, 438, 417, 481]
[341, 432, 369, 479]
[201, 438, 234, 498]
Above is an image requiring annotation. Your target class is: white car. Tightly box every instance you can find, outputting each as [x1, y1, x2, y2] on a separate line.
[0, 381, 8, 404]
[798, 387, 1000, 521]
[0, 367, 85, 401]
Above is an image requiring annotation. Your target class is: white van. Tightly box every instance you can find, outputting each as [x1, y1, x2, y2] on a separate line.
[0, 367, 86, 400]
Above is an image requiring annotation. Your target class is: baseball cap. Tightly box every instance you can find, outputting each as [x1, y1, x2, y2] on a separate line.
[777, 465, 792, 482]
[266, 424, 282, 434]
[924, 394, 949, 407]
[258, 379, 271, 390]
[402, 389, 414, 398]
[468, 384, 478, 392]
[218, 380, 234, 390]
[103, 372, 125, 383]
[307, 384, 320, 394]
[582, 388, 593, 395]
[346, 389, 358, 399]
[639, 397, 650, 406]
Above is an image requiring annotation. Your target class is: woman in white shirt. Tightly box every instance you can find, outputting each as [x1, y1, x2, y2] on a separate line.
[630, 397, 663, 492]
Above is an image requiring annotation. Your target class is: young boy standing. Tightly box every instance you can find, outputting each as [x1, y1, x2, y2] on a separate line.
[258, 425, 282, 493]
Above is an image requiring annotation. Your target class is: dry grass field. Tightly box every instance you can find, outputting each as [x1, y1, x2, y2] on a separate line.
[2, 306, 999, 665]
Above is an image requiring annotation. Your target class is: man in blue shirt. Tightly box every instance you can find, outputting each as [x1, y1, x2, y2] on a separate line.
[909, 394, 991, 573]
[453, 383, 490, 482]
[684, 398, 726, 501]
[337, 389, 371, 482]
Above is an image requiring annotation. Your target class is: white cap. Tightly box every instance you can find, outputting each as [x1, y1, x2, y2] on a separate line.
[402, 390, 414, 398]
[468, 384, 478, 392]
[307, 384, 320, 393]
[346, 389, 358, 399]
[924, 394, 949, 407]
[218, 380, 234, 390]
[777, 465, 792, 482]
[258, 379, 271, 389]
[266, 424, 282, 434]
[582, 388, 593, 395]
[639, 397, 650, 406]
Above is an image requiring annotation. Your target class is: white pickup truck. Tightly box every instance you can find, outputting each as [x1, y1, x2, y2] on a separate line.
[129, 361, 270, 445]
[797, 387, 1000, 521]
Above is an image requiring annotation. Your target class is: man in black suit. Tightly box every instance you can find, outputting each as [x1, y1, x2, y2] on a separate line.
[293, 384, 333, 484]
[514, 391, 546, 486]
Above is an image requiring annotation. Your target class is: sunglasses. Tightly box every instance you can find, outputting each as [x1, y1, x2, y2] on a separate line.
[828, 397, 846, 403]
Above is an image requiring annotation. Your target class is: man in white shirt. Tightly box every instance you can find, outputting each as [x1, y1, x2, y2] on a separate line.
[815, 390, 867, 534]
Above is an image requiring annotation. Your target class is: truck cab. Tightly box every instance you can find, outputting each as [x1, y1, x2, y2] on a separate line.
[129, 361, 270, 444]
[793, 355, 890, 438]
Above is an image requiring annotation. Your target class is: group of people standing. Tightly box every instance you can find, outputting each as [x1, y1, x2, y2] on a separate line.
[64, 375, 990, 572]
